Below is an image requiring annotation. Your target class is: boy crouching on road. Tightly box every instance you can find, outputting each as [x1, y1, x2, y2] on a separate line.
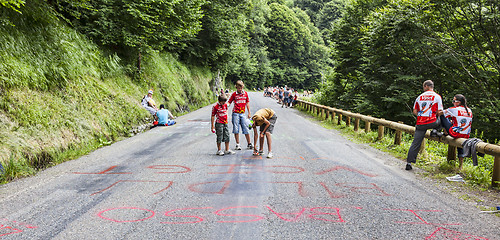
[211, 94, 235, 156]
[251, 108, 277, 158]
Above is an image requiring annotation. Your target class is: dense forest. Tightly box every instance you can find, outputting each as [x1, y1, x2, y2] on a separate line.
[1, 0, 499, 142]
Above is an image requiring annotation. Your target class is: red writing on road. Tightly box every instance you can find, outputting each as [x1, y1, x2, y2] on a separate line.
[92, 180, 390, 198]
[385, 209, 460, 226]
[97, 206, 345, 224]
[92, 180, 173, 196]
[425, 227, 489, 240]
[73, 164, 376, 176]
[0, 219, 38, 238]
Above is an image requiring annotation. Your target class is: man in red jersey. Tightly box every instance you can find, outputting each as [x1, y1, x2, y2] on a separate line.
[406, 80, 443, 170]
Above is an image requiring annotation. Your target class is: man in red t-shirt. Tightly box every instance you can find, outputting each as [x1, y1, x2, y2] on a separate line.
[406, 80, 443, 170]
[227, 80, 252, 150]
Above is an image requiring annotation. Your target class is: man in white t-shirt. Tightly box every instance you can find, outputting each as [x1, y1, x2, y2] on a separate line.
[406, 80, 443, 170]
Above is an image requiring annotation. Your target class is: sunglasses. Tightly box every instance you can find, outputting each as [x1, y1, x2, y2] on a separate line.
[452, 100, 460, 103]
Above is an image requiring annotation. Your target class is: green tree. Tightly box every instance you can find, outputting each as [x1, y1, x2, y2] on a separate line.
[319, 0, 385, 109]
[53, 0, 205, 72]
[0, 0, 24, 11]
[181, 0, 253, 78]
[424, 0, 500, 141]
[265, 3, 328, 89]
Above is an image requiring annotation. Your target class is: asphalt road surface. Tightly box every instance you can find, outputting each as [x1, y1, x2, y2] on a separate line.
[1, 92, 499, 240]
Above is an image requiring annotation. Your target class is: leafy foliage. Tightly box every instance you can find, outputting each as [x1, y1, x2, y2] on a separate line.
[0, 0, 24, 11]
[52, 0, 205, 53]
[319, 0, 500, 142]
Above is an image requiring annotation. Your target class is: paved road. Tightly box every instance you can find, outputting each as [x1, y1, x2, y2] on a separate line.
[1, 92, 499, 240]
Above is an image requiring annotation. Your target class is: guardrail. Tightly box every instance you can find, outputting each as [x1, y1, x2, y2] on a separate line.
[296, 99, 500, 187]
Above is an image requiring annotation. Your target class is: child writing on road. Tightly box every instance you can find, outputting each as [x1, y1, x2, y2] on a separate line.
[211, 94, 235, 156]
[251, 108, 277, 158]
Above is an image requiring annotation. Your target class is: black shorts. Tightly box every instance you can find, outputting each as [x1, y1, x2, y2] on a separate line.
[260, 114, 277, 134]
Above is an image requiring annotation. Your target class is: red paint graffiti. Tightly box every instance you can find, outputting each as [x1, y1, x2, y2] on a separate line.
[73, 166, 132, 175]
[385, 209, 460, 226]
[97, 207, 155, 223]
[147, 165, 191, 174]
[91, 180, 173, 196]
[0, 225, 22, 237]
[425, 227, 489, 240]
[97, 206, 346, 224]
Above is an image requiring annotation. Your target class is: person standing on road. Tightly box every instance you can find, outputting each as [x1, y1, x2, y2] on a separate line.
[251, 108, 277, 158]
[282, 87, 291, 108]
[211, 94, 235, 156]
[228, 80, 253, 150]
[439, 94, 473, 170]
[406, 80, 443, 170]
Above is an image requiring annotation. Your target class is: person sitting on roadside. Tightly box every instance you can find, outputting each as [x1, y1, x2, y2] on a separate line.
[154, 104, 176, 127]
[439, 94, 473, 170]
[142, 89, 158, 117]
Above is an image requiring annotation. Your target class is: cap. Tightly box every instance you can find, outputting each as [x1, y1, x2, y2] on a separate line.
[148, 89, 153, 94]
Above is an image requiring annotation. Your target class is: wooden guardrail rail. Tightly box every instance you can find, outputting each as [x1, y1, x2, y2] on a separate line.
[297, 99, 500, 187]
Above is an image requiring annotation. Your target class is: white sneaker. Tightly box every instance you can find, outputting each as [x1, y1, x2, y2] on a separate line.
[267, 152, 273, 158]
[247, 143, 253, 149]
[235, 144, 242, 150]
[446, 174, 465, 182]
[225, 149, 236, 155]
[216, 150, 224, 156]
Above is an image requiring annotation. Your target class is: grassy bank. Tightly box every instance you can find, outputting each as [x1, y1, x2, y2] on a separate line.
[0, 1, 215, 183]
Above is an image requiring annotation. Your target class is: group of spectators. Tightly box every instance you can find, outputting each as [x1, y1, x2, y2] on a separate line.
[406, 80, 473, 171]
[141, 79, 474, 170]
[263, 86, 299, 108]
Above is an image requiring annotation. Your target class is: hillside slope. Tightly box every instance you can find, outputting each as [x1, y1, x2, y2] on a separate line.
[0, 1, 215, 181]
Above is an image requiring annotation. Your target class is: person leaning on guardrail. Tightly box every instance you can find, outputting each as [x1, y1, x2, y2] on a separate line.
[406, 80, 444, 170]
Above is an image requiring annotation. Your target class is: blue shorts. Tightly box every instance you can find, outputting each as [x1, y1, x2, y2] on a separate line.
[232, 112, 250, 135]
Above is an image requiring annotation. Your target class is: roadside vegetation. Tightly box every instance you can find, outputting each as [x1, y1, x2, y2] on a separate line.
[0, 1, 214, 183]
[296, 100, 498, 191]
[1, 0, 498, 186]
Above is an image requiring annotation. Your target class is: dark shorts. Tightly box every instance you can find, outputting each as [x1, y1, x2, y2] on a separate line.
[260, 114, 277, 134]
[215, 123, 230, 143]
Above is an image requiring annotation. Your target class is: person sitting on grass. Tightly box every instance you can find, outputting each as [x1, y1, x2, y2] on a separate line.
[142, 89, 158, 117]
